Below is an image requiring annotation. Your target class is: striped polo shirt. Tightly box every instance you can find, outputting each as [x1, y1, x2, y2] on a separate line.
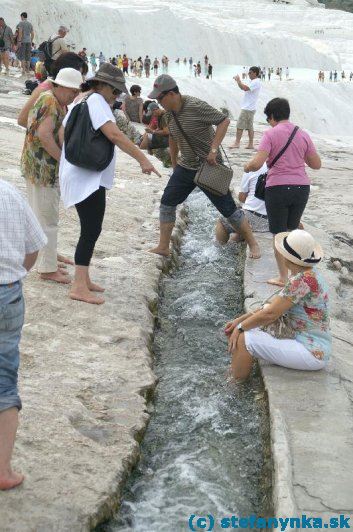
[166, 95, 227, 170]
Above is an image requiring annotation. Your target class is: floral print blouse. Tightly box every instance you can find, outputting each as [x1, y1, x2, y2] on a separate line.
[280, 268, 332, 361]
[21, 91, 66, 187]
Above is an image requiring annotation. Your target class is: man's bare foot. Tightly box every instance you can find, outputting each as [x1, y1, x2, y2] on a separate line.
[245, 145, 254, 149]
[267, 278, 286, 287]
[58, 267, 69, 276]
[229, 144, 240, 149]
[88, 281, 105, 292]
[248, 243, 261, 259]
[70, 286, 105, 304]
[148, 246, 170, 257]
[57, 254, 74, 265]
[40, 271, 71, 284]
[0, 471, 24, 490]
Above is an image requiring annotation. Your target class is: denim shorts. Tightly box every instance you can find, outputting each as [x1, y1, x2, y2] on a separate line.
[0, 282, 24, 412]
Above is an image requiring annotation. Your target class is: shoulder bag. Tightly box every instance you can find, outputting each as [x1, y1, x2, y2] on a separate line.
[64, 95, 115, 172]
[254, 125, 299, 200]
[249, 289, 296, 340]
[172, 112, 233, 197]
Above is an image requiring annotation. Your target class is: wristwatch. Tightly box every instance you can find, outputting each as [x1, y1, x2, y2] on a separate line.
[237, 323, 245, 333]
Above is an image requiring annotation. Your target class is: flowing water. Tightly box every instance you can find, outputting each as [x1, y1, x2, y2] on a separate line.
[98, 190, 271, 532]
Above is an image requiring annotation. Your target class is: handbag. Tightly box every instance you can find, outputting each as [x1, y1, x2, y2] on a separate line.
[254, 126, 299, 200]
[64, 95, 115, 172]
[249, 290, 296, 340]
[172, 112, 233, 197]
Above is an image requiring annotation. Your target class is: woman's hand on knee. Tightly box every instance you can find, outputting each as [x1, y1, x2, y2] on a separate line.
[224, 317, 241, 336]
[228, 329, 241, 353]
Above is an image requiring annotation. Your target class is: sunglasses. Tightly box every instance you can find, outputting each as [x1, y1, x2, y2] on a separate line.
[112, 87, 122, 96]
[156, 90, 170, 102]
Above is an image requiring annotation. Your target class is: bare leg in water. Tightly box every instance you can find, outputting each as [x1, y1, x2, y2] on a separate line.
[150, 218, 260, 259]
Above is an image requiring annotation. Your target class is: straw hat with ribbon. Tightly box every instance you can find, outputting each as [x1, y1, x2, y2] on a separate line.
[275, 229, 323, 267]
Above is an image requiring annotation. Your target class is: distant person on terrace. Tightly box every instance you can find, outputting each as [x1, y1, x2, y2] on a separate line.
[122, 84, 143, 123]
[230, 66, 261, 150]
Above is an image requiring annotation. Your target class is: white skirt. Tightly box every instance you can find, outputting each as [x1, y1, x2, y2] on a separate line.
[244, 328, 326, 371]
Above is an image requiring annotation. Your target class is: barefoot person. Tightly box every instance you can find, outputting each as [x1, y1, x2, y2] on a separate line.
[230, 66, 261, 150]
[21, 68, 83, 284]
[59, 64, 161, 305]
[244, 98, 321, 286]
[147, 74, 261, 259]
[225, 230, 331, 382]
[215, 162, 269, 244]
[0, 179, 47, 490]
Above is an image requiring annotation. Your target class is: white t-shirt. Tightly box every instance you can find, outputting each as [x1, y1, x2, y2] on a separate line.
[240, 162, 267, 216]
[241, 78, 261, 111]
[59, 93, 116, 209]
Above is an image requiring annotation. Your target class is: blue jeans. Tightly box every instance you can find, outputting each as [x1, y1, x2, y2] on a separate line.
[160, 165, 244, 228]
[0, 282, 24, 412]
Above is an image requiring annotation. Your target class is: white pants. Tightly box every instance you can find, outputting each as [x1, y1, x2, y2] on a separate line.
[244, 329, 326, 371]
[26, 181, 59, 273]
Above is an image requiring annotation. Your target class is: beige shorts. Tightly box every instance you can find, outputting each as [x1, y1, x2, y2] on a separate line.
[237, 109, 256, 131]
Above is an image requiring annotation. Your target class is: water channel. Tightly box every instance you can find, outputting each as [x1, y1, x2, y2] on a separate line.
[98, 190, 271, 532]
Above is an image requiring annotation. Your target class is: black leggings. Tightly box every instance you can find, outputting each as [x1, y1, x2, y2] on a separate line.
[75, 187, 106, 266]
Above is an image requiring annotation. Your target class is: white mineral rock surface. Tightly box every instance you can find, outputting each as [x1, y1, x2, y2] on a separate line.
[0, 0, 353, 528]
[2, 0, 353, 68]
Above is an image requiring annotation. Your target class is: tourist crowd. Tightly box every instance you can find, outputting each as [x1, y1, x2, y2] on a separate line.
[0, 12, 332, 492]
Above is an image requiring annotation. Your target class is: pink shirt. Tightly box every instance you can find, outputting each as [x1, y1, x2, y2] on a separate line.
[258, 121, 317, 187]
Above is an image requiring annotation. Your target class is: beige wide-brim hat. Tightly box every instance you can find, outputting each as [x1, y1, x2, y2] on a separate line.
[275, 229, 323, 268]
[91, 63, 128, 93]
[52, 67, 83, 89]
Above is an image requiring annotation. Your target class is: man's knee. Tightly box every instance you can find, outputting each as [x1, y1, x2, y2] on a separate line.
[160, 203, 177, 223]
[226, 209, 245, 231]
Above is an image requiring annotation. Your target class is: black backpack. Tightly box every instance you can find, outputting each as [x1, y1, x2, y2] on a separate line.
[38, 36, 60, 72]
[64, 95, 115, 172]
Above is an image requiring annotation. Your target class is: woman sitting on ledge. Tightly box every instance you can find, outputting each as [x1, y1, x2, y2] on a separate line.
[225, 230, 331, 381]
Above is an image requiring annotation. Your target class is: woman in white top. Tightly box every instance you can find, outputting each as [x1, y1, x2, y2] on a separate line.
[215, 163, 269, 244]
[59, 64, 160, 305]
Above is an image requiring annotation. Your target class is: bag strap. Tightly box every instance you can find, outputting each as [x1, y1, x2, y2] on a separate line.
[171, 110, 232, 168]
[248, 286, 284, 311]
[268, 126, 299, 169]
